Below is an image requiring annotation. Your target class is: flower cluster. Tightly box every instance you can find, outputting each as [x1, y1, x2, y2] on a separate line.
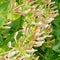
[0, 0, 58, 60]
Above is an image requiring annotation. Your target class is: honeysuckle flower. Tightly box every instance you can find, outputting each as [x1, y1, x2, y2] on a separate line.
[26, 48, 37, 53]
[41, 24, 49, 28]
[7, 21, 12, 25]
[47, 18, 54, 23]
[34, 40, 45, 47]
[18, 58, 23, 60]
[1, 26, 11, 29]
[7, 50, 19, 58]
[51, 6, 57, 10]
[31, 22, 42, 26]
[36, 37, 46, 41]
[22, 54, 30, 59]
[14, 31, 18, 42]
[34, 56, 39, 60]
[21, 9, 31, 15]
[7, 41, 12, 48]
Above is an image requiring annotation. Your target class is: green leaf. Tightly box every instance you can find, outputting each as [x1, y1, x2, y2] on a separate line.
[9, 16, 24, 33]
[0, 1, 9, 11]
[0, 34, 3, 46]
[52, 42, 60, 53]
[0, 17, 4, 26]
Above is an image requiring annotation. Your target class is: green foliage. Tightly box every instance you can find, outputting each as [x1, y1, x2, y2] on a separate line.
[9, 16, 24, 33]
[0, 17, 4, 26]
